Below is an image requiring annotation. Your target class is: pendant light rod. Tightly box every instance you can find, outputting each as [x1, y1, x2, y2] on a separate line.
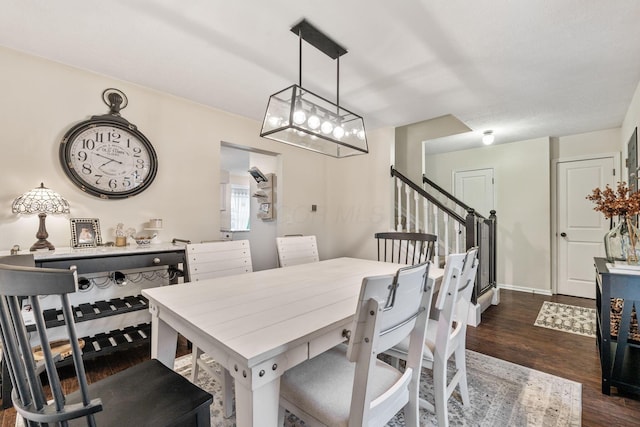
[291, 19, 347, 109]
[298, 28, 303, 87]
[336, 55, 340, 109]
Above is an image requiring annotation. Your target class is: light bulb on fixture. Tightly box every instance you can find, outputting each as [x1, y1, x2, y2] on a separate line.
[482, 130, 494, 145]
[293, 99, 306, 125]
[293, 109, 306, 125]
[321, 120, 333, 135]
[307, 112, 321, 130]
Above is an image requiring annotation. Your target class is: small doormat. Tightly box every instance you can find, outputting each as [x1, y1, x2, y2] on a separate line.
[535, 301, 596, 337]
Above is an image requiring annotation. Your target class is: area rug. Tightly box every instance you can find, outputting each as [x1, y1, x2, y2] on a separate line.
[172, 350, 582, 427]
[535, 301, 596, 337]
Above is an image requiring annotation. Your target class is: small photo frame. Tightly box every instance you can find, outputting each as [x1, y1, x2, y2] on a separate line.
[70, 218, 102, 248]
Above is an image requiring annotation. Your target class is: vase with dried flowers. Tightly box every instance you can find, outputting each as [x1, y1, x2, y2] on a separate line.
[587, 181, 640, 263]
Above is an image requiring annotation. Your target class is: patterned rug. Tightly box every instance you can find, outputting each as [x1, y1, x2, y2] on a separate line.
[534, 301, 596, 337]
[174, 350, 582, 427]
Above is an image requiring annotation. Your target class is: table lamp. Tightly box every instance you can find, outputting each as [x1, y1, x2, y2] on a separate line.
[12, 183, 70, 251]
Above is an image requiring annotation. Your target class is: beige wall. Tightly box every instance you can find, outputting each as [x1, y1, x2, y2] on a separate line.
[551, 128, 621, 161]
[325, 127, 395, 260]
[395, 115, 471, 183]
[425, 137, 551, 291]
[0, 46, 394, 264]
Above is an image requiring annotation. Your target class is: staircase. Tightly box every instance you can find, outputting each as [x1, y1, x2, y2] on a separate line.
[390, 166, 498, 325]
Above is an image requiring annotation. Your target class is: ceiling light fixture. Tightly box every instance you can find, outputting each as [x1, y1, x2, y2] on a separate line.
[260, 19, 368, 158]
[482, 130, 495, 145]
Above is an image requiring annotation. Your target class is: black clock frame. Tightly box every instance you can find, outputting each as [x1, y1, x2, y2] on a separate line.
[59, 114, 158, 199]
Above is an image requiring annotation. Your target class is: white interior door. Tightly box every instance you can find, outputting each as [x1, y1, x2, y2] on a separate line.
[556, 156, 615, 298]
[453, 168, 494, 216]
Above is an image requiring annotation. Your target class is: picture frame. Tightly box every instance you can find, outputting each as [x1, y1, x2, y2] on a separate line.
[70, 218, 102, 248]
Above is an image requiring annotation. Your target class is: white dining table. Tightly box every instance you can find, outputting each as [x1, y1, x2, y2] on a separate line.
[142, 257, 444, 426]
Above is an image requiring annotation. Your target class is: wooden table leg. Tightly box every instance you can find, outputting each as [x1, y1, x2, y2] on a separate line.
[234, 377, 280, 427]
[149, 303, 177, 368]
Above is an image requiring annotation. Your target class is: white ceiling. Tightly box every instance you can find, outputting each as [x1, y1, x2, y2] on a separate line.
[2, 0, 640, 154]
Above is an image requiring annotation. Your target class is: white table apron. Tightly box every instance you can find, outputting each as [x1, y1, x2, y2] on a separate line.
[143, 257, 444, 427]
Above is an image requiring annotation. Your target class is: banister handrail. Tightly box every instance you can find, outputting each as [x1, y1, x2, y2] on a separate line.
[391, 165, 498, 307]
[422, 174, 487, 219]
[390, 166, 465, 224]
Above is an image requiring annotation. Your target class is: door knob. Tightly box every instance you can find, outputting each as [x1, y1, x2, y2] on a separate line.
[560, 232, 567, 237]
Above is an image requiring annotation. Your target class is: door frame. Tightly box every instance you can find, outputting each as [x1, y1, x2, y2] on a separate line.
[551, 152, 621, 295]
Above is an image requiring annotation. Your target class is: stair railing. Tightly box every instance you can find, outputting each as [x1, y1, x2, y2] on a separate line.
[390, 166, 497, 303]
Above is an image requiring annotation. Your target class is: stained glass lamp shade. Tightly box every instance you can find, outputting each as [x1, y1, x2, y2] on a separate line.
[11, 183, 70, 251]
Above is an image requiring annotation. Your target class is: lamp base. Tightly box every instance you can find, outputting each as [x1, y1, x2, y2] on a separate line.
[30, 212, 55, 251]
[30, 239, 55, 252]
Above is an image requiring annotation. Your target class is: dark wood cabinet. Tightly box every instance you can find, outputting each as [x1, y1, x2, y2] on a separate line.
[2, 244, 188, 407]
[594, 257, 640, 395]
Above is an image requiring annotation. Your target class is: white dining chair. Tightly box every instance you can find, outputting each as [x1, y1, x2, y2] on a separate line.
[278, 261, 434, 427]
[276, 235, 319, 267]
[185, 239, 253, 418]
[385, 247, 479, 427]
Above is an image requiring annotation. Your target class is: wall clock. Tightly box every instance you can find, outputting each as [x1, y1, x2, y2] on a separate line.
[59, 88, 158, 199]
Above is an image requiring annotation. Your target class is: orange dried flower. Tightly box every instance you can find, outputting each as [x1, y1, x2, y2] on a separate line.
[586, 182, 640, 219]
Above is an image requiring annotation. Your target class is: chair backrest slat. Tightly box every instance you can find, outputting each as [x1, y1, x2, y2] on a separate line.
[186, 240, 253, 281]
[375, 232, 437, 265]
[276, 235, 319, 267]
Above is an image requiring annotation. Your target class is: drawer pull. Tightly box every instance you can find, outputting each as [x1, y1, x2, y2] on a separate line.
[153, 257, 160, 264]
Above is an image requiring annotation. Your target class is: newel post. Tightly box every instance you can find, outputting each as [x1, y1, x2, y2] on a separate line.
[465, 208, 477, 250]
[488, 209, 497, 288]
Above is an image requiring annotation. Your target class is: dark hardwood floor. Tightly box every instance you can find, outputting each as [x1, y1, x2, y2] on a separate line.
[2, 290, 639, 426]
[466, 290, 640, 427]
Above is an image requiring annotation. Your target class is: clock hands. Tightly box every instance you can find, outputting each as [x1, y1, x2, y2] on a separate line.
[95, 153, 124, 167]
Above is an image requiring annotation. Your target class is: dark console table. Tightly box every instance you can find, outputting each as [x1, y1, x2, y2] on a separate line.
[1, 243, 188, 407]
[594, 257, 640, 395]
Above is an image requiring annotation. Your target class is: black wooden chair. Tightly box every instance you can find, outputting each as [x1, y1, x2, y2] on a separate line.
[375, 232, 437, 265]
[0, 255, 212, 427]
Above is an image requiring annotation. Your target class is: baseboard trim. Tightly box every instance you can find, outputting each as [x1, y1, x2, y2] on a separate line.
[467, 302, 481, 328]
[468, 288, 500, 328]
[497, 283, 553, 296]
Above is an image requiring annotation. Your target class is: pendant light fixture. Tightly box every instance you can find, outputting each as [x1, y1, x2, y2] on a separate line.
[260, 19, 368, 158]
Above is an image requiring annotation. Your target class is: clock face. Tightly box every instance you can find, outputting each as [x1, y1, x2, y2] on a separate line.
[60, 119, 158, 199]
